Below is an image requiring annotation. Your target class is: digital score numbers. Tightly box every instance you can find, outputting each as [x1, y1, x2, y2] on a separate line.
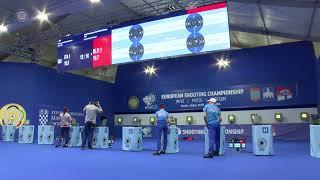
[57, 28, 111, 72]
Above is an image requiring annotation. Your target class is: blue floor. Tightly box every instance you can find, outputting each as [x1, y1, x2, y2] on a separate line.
[0, 140, 319, 180]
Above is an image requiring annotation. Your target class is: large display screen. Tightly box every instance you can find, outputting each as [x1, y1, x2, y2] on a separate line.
[112, 2, 230, 64]
[56, 2, 230, 72]
[57, 28, 111, 72]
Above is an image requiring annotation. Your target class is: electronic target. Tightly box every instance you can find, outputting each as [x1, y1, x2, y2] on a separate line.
[39, 134, 43, 142]
[185, 13, 204, 33]
[125, 137, 131, 147]
[137, 137, 141, 147]
[186, 33, 205, 53]
[129, 43, 144, 61]
[28, 134, 32, 141]
[258, 138, 267, 150]
[0, 103, 27, 127]
[10, 133, 14, 140]
[93, 138, 97, 145]
[129, 25, 144, 42]
[103, 137, 108, 146]
[47, 134, 52, 142]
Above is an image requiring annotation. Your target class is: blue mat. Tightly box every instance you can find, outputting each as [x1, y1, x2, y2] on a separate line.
[0, 140, 319, 180]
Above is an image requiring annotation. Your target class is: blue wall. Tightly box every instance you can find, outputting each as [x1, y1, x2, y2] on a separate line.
[0, 41, 318, 139]
[114, 41, 318, 113]
[0, 63, 35, 119]
[0, 63, 114, 129]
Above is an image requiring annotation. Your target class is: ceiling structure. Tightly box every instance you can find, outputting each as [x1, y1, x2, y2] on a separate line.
[0, 0, 319, 83]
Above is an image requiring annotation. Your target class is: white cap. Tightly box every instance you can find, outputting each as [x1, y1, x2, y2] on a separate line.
[207, 98, 217, 103]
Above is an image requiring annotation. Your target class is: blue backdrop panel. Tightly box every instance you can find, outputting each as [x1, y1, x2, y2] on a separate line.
[310, 125, 320, 158]
[161, 125, 179, 153]
[18, 125, 34, 143]
[252, 125, 274, 155]
[69, 126, 83, 147]
[113, 41, 317, 114]
[92, 127, 109, 149]
[1, 125, 16, 142]
[205, 126, 225, 155]
[38, 125, 55, 144]
[122, 127, 142, 151]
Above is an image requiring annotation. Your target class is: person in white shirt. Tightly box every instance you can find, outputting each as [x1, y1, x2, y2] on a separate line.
[81, 101, 103, 150]
[56, 107, 72, 147]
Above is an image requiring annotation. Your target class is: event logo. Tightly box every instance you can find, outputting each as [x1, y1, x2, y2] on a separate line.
[262, 87, 274, 101]
[38, 106, 85, 126]
[0, 103, 27, 128]
[143, 93, 158, 110]
[128, 96, 139, 109]
[16, 9, 28, 22]
[276, 86, 293, 101]
[38, 109, 49, 125]
[250, 88, 261, 102]
[142, 126, 152, 137]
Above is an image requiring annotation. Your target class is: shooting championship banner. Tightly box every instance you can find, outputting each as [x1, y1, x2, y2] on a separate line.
[37, 105, 84, 126]
[177, 123, 309, 141]
[126, 84, 298, 112]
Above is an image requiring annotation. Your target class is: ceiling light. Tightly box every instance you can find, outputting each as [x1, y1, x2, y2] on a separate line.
[150, 117, 156, 124]
[216, 58, 230, 69]
[300, 112, 309, 121]
[0, 24, 8, 33]
[36, 9, 49, 22]
[274, 112, 283, 121]
[89, 0, 101, 3]
[144, 65, 157, 76]
[144, 67, 150, 74]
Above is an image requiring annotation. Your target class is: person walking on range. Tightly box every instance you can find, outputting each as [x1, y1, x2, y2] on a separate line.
[56, 107, 72, 147]
[81, 101, 103, 150]
[153, 104, 169, 155]
[203, 98, 222, 158]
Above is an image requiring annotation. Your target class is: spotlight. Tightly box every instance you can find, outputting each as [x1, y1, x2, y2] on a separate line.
[251, 114, 262, 125]
[0, 24, 8, 33]
[216, 58, 230, 69]
[186, 116, 193, 124]
[228, 114, 236, 124]
[36, 9, 49, 22]
[117, 117, 123, 124]
[169, 117, 177, 125]
[274, 112, 283, 121]
[144, 65, 157, 76]
[300, 112, 310, 121]
[150, 117, 156, 125]
[132, 117, 141, 126]
[89, 0, 101, 3]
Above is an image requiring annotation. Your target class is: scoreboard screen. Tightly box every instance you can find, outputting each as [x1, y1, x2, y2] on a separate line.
[112, 2, 230, 65]
[56, 2, 230, 72]
[57, 28, 111, 72]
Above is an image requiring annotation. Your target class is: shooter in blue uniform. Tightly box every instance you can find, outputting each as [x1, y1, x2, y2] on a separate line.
[203, 98, 222, 158]
[153, 104, 169, 155]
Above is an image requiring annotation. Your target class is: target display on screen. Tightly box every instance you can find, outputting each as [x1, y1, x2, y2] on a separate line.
[112, 2, 230, 65]
[57, 2, 230, 71]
